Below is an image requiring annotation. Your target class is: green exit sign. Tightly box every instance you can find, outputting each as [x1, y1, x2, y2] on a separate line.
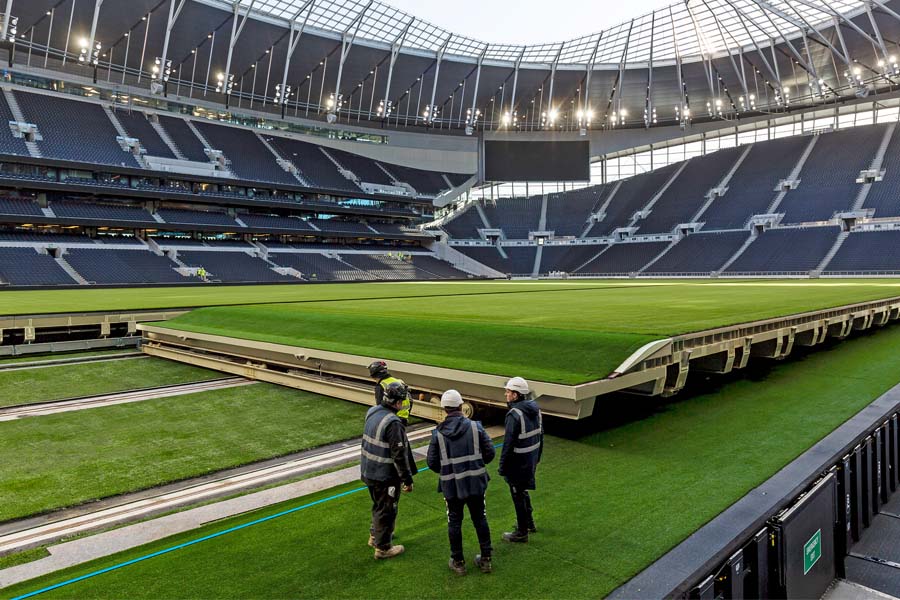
[804, 529, 822, 575]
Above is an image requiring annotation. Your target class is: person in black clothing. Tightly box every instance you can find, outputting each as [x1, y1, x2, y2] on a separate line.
[426, 389, 496, 575]
[368, 360, 412, 423]
[499, 376, 543, 544]
[360, 381, 415, 560]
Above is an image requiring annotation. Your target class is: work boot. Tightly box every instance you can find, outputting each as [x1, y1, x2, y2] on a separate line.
[448, 558, 467, 576]
[374, 545, 405, 560]
[502, 530, 528, 543]
[510, 523, 537, 534]
[474, 554, 492, 574]
[367, 534, 375, 548]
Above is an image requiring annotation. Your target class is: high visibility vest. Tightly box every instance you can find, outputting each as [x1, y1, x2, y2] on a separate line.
[509, 406, 543, 458]
[380, 376, 411, 420]
[434, 419, 489, 499]
[360, 404, 402, 482]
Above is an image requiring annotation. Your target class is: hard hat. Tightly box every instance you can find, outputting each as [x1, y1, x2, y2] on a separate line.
[441, 389, 464, 409]
[505, 376, 530, 395]
[383, 381, 408, 404]
[368, 360, 389, 378]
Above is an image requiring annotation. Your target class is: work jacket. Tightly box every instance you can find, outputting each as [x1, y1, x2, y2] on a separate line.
[360, 404, 414, 486]
[375, 375, 412, 420]
[426, 412, 495, 500]
[498, 398, 543, 489]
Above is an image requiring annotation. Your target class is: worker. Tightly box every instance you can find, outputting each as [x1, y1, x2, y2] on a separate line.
[361, 381, 415, 560]
[499, 376, 543, 543]
[427, 389, 495, 575]
[369, 360, 412, 422]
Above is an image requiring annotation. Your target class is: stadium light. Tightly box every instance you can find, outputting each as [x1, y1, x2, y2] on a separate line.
[274, 83, 292, 118]
[151, 56, 173, 95]
[215, 72, 235, 100]
[501, 112, 512, 127]
[465, 107, 481, 135]
[0, 15, 17, 43]
[78, 38, 101, 66]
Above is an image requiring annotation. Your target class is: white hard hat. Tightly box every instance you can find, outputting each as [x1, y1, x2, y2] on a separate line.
[441, 389, 464, 408]
[505, 376, 530, 395]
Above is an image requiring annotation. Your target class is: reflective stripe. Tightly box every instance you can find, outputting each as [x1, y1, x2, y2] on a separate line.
[514, 441, 541, 454]
[436, 421, 482, 464]
[439, 467, 487, 481]
[510, 408, 542, 440]
[362, 434, 389, 449]
[361, 448, 395, 464]
[373, 413, 395, 442]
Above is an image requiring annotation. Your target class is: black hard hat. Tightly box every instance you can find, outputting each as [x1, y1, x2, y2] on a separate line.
[368, 360, 389, 378]
[383, 381, 408, 404]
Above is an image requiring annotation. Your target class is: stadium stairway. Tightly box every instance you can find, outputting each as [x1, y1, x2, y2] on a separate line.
[628, 160, 690, 228]
[815, 230, 851, 273]
[55, 254, 88, 285]
[714, 232, 758, 275]
[255, 132, 310, 187]
[851, 123, 896, 212]
[583, 181, 622, 238]
[2, 88, 41, 159]
[766, 134, 819, 214]
[148, 116, 186, 160]
[691, 144, 754, 224]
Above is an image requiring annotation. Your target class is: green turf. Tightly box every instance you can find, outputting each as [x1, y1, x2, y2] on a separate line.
[0, 547, 50, 571]
[0, 349, 137, 365]
[159, 280, 900, 384]
[0, 383, 368, 522]
[0, 357, 222, 408]
[7, 324, 900, 599]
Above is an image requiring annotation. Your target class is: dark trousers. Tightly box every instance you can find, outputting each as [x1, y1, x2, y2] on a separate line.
[509, 482, 535, 532]
[367, 479, 401, 550]
[445, 495, 492, 562]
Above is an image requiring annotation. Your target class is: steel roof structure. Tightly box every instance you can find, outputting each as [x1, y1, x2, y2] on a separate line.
[6, 0, 900, 132]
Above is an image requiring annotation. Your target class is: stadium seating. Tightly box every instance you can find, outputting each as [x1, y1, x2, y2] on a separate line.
[643, 231, 750, 273]
[777, 126, 884, 223]
[441, 205, 486, 239]
[701, 136, 809, 230]
[177, 251, 294, 283]
[265, 135, 361, 194]
[309, 219, 373, 234]
[51, 201, 157, 223]
[64, 248, 185, 284]
[238, 214, 316, 231]
[326, 148, 394, 185]
[0, 247, 76, 285]
[863, 127, 900, 218]
[194, 122, 298, 186]
[340, 254, 435, 280]
[0, 231, 94, 243]
[545, 185, 612, 237]
[114, 111, 177, 159]
[824, 230, 900, 272]
[576, 242, 670, 274]
[539, 245, 605, 273]
[480, 196, 542, 239]
[408, 255, 470, 278]
[157, 208, 240, 227]
[156, 115, 210, 162]
[14, 91, 140, 168]
[0, 198, 43, 216]
[585, 163, 680, 237]
[0, 93, 31, 157]
[637, 147, 743, 233]
[269, 252, 373, 281]
[455, 246, 535, 274]
[725, 226, 840, 273]
[379, 163, 449, 196]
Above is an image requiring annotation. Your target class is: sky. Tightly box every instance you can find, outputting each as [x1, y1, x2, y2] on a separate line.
[382, 0, 675, 45]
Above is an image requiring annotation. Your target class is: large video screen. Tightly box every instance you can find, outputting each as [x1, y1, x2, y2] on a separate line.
[484, 140, 590, 182]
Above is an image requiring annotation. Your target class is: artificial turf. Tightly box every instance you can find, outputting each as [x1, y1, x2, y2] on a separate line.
[0, 383, 368, 522]
[7, 323, 900, 599]
[0, 357, 222, 408]
[159, 280, 900, 384]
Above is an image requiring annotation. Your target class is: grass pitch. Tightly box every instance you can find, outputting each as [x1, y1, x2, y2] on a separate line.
[157, 280, 900, 384]
[0, 357, 221, 408]
[7, 324, 900, 599]
[0, 383, 368, 522]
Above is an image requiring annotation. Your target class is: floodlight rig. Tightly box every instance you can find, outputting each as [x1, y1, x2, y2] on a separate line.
[151, 56, 172, 96]
[274, 83, 292, 118]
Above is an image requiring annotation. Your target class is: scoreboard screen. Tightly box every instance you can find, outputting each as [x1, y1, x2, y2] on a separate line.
[484, 140, 590, 182]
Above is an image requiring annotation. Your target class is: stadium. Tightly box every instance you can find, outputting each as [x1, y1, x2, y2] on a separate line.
[0, 0, 899, 597]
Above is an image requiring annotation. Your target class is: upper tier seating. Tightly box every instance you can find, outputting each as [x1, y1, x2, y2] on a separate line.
[194, 122, 298, 186]
[539, 245, 605, 273]
[576, 242, 670, 274]
[327, 148, 393, 185]
[65, 248, 185, 284]
[545, 185, 612, 237]
[0, 198, 43, 216]
[585, 164, 680, 237]
[0, 247, 76, 285]
[177, 251, 293, 283]
[442, 205, 485, 239]
[156, 115, 209, 162]
[0, 231, 93, 243]
[778, 126, 885, 223]
[157, 208, 240, 227]
[380, 163, 449, 196]
[269, 253, 374, 281]
[309, 219, 373, 234]
[725, 226, 840, 273]
[51, 200, 156, 223]
[644, 231, 750, 273]
[0, 93, 30, 157]
[863, 127, 900, 218]
[14, 91, 140, 168]
[701, 136, 809, 230]
[637, 147, 743, 234]
[480, 196, 542, 239]
[114, 111, 176, 159]
[238, 214, 315, 231]
[265, 136, 360, 194]
[372, 223, 411, 236]
[825, 230, 900, 272]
